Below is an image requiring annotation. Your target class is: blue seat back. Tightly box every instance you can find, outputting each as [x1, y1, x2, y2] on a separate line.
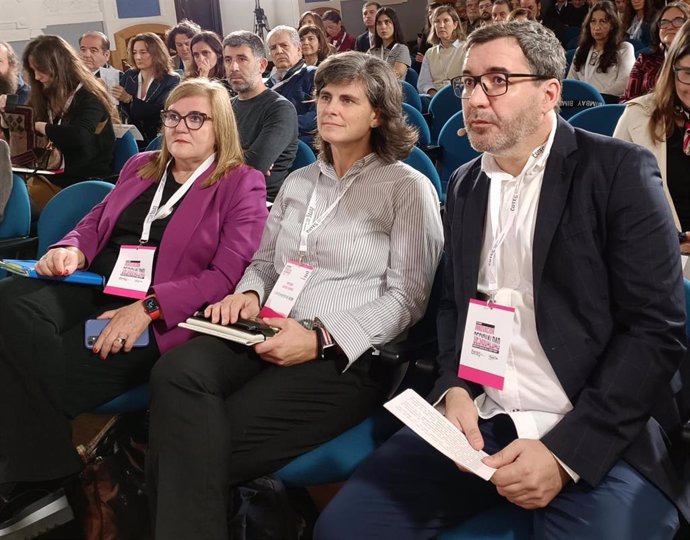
[289, 140, 317, 173]
[145, 134, 163, 151]
[0, 174, 31, 239]
[403, 146, 442, 202]
[568, 104, 625, 136]
[565, 48, 576, 76]
[37, 180, 114, 256]
[405, 67, 419, 88]
[560, 80, 605, 120]
[429, 84, 463, 144]
[403, 103, 432, 148]
[401, 80, 423, 112]
[93, 383, 151, 414]
[438, 112, 480, 196]
[113, 131, 139, 173]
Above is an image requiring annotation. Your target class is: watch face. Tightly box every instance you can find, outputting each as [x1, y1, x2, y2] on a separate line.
[144, 297, 159, 313]
[298, 319, 315, 331]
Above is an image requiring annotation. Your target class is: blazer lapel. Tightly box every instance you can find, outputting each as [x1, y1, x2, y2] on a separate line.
[146, 79, 163, 102]
[532, 118, 578, 304]
[461, 166, 490, 297]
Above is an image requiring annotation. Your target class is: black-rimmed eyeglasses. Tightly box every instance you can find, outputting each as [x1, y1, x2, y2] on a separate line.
[659, 16, 687, 29]
[160, 110, 213, 130]
[451, 73, 551, 99]
[673, 67, 690, 85]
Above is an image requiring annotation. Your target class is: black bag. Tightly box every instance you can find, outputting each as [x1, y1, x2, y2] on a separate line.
[229, 476, 315, 540]
[74, 413, 150, 540]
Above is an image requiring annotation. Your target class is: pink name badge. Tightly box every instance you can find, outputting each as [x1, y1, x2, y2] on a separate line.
[103, 245, 156, 299]
[457, 298, 515, 390]
[259, 260, 314, 319]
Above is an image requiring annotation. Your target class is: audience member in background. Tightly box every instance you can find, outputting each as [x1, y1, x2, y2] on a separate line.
[0, 78, 267, 539]
[507, 7, 535, 20]
[165, 19, 202, 74]
[624, 0, 655, 46]
[265, 25, 317, 146]
[492, 0, 513, 22]
[564, 0, 589, 27]
[369, 7, 411, 80]
[0, 41, 29, 105]
[419, 5, 465, 96]
[357, 2, 382, 52]
[113, 32, 180, 149]
[298, 10, 336, 55]
[323, 10, 357, 52]
[145, 51, 443, 540]
[18, 35, 118, 213]
[520, 0, 542, 20]
[466, 0, 483, 32]
[300, 24, 332, 67]
[614, 0, 632, 24]
[615, 21, 690, 243]
[567, 1, 635, 102]
[78, 31, 122, 83]
[624, 3, 690, 101]
[413, 1, 440, 75]
[187, 31, 225, 83]
[224, 31, 298, 201]
[478, 0, 494, 24]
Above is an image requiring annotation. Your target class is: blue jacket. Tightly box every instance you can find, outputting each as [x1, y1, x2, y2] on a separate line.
[266, 61, 316, 146]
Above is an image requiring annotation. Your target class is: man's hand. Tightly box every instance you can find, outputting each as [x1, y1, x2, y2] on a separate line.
[445, 387, 484, 451]
[35, 247, 85, 276]
[483, 439, 570, 509]
[93, 301, 152, 360]
[680, 232, 690, 255]
[254, 318, 318, 367]
[204, 292, 260, 325]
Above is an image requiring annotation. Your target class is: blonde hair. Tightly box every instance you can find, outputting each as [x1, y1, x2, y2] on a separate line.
[138, 78, 244, 186]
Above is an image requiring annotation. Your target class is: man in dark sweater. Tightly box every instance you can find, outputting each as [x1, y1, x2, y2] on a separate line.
[223, 31, 298, 201]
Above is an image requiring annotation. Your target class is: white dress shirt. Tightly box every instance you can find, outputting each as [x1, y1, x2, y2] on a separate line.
[474, 113, 579, 480]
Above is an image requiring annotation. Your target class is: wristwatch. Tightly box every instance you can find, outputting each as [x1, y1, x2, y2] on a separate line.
[299, 319, 337, 360]
[142, 295, 161, 321]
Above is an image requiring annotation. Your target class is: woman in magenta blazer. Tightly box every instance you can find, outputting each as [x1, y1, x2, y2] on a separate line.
[0, 79, 267, 537]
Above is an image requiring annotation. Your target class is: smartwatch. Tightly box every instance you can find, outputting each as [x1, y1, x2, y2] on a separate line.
[143, 295, 161, 321]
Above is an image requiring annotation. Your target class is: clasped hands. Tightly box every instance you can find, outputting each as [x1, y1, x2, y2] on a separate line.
[445, 387, 571, 510]
[204, 292, 318, 366]
[36, 247, 151, 360]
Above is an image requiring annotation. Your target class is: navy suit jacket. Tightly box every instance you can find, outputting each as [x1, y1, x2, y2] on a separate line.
[431, 117, 689, 519]
[355, 31, 371, 53]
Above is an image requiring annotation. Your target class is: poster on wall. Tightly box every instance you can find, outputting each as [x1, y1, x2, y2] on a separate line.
[116, 0, 161, 18]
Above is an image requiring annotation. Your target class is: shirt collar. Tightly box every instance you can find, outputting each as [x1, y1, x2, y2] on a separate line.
[318, 152, 380, 182]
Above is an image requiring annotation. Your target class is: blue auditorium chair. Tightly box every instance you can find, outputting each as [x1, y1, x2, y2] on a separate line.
[403, 103, 432, 149]
[289, 140, 317, 173]
[0, 174, 33, 274]
[568, 104, 625, 137]
[403, 146, 442, 202]
[402, 80, 423, 112]
[437, 111, 480, 197]
[113, 130, 139, 173]
[559, 80, 604, 120]
[405, 67, 419, 89]
[145, 134, 163, 151]
[429, 84, 463, 144]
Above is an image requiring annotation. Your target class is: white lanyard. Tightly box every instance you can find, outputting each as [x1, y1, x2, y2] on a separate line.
[484, 146, 547, 294]
[298, 170, 359, 260]
[48, 83, 83, 125]
[140, 153, 216, 244]
[380, 43, 396, 63]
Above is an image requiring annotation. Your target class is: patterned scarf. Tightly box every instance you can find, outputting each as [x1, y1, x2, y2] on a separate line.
[679, 106, 690, 156]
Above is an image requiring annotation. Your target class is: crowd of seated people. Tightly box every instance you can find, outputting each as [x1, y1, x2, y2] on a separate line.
[1, 4, 690, 540]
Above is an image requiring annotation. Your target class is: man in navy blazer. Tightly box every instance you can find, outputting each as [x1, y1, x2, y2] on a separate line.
[315, 21, 688, 540]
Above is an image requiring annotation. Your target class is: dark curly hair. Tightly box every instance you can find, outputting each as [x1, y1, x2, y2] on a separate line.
[313, 52, 417, 164]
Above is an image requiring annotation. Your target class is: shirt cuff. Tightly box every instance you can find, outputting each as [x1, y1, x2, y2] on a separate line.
[551, 453, 580, 483]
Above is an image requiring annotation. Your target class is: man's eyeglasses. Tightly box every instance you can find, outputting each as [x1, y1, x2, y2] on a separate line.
[160, 110, 213, 130]
[659, 16, 687, 29]
[673, 67, 690, 85]
[452, 73, 551, 99]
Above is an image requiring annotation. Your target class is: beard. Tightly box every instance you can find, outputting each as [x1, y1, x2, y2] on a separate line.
[0, 71, 18, 95]
[463, 95, 542, 155]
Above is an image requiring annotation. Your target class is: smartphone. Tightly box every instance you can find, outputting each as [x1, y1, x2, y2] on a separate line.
[233, 318, 278, 337]
[84, 319, 150, 349]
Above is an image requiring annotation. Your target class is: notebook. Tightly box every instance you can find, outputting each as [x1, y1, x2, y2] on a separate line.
[178, 314, 277, 346]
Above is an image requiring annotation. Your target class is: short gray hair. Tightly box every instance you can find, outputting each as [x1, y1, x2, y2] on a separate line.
[79, 31, 110, 51]
[464, 21, 566, 82]
[223, 31, 266, 60]
[266, 25, 300, 47]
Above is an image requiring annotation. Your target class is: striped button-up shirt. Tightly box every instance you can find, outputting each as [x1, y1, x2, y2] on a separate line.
[235, 153, 444, 366]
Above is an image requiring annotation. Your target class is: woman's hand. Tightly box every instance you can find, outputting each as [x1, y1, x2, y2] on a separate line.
[204, 291, 260, 325]
[35, 247, 85, 276]
[111, 85, 132, 104]
[195, 56, 213, 78]
[254, 318, 318, 367]
[93, 301, 151, 360]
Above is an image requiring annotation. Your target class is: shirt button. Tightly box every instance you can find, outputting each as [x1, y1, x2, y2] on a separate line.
[510, 408, 520, 412]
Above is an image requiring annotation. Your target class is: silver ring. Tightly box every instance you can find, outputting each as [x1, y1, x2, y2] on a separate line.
[116, 337, 126, 346]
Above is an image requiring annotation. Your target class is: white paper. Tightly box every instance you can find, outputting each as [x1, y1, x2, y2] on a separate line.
[12, 166, 58, 175]
[113, 123, 144, 141]
[384, 389, 496, 481]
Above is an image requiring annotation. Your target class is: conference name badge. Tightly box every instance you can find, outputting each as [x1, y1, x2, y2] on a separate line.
[259, 260, 314, 319]
[104, 245, 156, 299]
[457, 299, 514, 390]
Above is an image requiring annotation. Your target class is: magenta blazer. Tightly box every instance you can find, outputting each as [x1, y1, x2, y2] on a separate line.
[56, 152, 268, 353]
